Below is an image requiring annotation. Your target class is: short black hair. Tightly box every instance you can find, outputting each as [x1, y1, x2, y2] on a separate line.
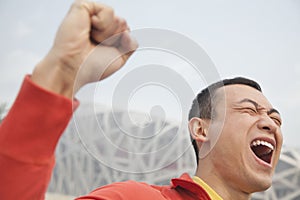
[188, 77, 262, 165]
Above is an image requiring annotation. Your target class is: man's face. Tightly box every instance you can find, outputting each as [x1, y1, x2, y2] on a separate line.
[207, 84, 283, 193]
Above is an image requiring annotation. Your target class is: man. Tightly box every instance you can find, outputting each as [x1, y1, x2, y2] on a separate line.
[188, 79, 282, 199]
[0, 1, 283, 199]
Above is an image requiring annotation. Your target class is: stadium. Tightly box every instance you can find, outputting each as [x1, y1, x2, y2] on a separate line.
[48, 105, 300, 200]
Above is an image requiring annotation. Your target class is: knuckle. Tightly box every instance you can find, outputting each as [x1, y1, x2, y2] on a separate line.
[105, 6, 114, 17]
[71, 0, 88, 11]
[119, 18, 126, 26]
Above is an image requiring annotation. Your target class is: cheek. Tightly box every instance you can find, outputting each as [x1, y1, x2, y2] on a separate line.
[212, 113, 243, 139]
[210, 114, 250, 157]
[274, 131, 283, 163]
[277, 131, 283, 148]
[223, 113, 255, 135]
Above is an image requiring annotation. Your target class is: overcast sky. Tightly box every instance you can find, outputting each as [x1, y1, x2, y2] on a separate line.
[0, 0, 299, 148]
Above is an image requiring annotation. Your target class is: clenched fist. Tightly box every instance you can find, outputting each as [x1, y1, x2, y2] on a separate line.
[32, 0, 138, 98]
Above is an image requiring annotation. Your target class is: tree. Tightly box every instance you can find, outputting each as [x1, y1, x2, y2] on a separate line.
[0, 103, 7, 123]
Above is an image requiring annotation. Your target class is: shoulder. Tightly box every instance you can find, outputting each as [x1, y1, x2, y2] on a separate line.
[78, 180, 168, 200]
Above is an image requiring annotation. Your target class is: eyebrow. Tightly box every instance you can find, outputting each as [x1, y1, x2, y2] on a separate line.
[237, 98, 281, 115]
[267, 108, 281, 116]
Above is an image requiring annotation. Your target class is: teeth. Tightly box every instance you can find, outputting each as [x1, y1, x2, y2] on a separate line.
[251, 139, 274, 150]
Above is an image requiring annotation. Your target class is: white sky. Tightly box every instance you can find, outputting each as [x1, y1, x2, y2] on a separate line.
[0, 0, 299, 148]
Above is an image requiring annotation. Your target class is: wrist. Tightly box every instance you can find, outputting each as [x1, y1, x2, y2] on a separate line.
[31, 50, 78, 99]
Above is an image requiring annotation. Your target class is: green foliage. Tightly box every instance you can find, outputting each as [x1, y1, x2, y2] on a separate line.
[0, 103, 7, 123]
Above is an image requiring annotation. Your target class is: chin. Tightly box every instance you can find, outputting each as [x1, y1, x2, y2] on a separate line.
[256, 183, 271, 192]
[248, 179, 272, 193]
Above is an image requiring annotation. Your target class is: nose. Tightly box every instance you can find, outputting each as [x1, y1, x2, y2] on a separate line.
[256, 114, 277, 134]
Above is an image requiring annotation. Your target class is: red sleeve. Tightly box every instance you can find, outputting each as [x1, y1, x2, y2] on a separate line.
[0, 75, 78, 200]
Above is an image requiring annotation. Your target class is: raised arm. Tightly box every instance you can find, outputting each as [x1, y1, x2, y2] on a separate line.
[0, 1, 137, 199]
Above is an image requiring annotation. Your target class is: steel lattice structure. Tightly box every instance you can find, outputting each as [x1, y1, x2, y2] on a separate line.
[48, 105, 300, 199]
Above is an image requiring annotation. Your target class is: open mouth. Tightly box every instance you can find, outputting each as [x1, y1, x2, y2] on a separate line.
[250, 139, 274, 165]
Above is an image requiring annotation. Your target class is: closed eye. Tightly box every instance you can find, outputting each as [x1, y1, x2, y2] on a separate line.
[270, 116, 282, 127]
[234, 106, 258, 114]
[243, 107, 257, 114]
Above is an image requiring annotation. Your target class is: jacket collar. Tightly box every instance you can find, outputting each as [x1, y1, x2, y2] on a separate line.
[171, 173, 211, 200]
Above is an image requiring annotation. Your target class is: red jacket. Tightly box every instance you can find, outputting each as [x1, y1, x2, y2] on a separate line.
[0, 76, 211, 200]
[77, 173, 211, 200]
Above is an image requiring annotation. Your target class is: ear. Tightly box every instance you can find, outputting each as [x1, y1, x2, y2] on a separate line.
[188, 117, 209, 143]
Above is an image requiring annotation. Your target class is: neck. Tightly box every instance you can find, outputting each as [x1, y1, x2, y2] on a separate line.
[195, 163, 251, 200]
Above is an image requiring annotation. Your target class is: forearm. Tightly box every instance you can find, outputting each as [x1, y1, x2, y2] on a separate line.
[31, 50, 78, 99]
[0, 76, 77, 199]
